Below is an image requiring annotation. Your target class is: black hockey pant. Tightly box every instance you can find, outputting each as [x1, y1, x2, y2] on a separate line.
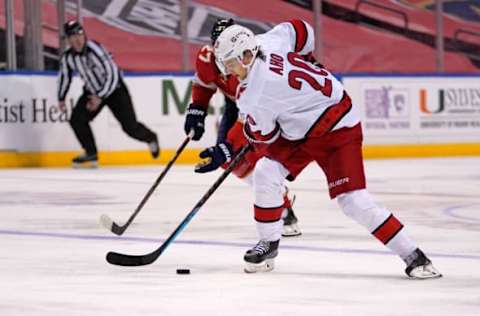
[69, 80, 156, 155]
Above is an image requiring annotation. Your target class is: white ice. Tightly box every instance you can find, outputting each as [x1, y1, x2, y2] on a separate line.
[1, 157, 479, 316]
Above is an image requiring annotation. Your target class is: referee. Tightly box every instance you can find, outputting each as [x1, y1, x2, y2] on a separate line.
[57, 20, 160, 167]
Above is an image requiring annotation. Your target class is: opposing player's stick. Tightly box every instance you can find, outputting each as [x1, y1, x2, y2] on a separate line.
[100, 131, 194, 236]
[106, 144, 251, 266]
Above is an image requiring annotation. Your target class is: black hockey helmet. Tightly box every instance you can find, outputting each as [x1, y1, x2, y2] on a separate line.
[210, 18, 234, 44]
[64, 20, 84, 37]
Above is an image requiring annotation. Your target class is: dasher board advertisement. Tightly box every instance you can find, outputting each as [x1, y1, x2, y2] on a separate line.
[343, 75, 480, 145]
[0, 73, 224, 152]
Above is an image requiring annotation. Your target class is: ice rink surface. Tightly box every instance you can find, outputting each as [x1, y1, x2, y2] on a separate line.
[1, 157, 479, 316]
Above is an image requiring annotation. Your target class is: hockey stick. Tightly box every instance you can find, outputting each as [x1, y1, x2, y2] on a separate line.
[100, 131, 194, 236]
[106, 144, 251, 266]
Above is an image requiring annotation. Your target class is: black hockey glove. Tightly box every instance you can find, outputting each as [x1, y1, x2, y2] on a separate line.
[195, 142, 233, 173]
[184, 103, 207, 141]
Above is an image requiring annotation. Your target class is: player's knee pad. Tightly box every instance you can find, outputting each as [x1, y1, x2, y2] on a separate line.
[253, 158, 288, 207]
[337, 189, 390, 231]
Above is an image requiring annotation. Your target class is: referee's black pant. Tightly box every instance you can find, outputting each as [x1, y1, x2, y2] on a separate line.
[70, 80, 157, 155]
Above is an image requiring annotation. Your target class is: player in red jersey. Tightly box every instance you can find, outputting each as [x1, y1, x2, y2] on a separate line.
[184, 19, 302, 237]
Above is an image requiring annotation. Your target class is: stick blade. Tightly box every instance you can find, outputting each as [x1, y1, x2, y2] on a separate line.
[100, 214, 124, 235]
[106, 251, 157, 267]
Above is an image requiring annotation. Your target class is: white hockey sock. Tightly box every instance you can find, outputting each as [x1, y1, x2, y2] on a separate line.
[386, 229, 417, 261]
[252, 158, 289, 242]
[256, 220, 283, 242]
[338, 189, 418, 259]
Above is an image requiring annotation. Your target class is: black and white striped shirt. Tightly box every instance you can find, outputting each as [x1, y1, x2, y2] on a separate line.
[57, 40, 120, 101]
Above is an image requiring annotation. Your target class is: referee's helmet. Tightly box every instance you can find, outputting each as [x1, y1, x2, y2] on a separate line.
[64, 20, 84, 37]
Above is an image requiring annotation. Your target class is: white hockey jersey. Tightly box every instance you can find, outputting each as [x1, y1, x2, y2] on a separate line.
[237, 20, 360, 142]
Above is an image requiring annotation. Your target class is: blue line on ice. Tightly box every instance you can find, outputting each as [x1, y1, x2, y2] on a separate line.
[1, 229, 479, 260]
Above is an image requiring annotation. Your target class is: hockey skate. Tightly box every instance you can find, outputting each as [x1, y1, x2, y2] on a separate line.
[405, 248, 442, 279]
[282, 207, 301, 237]
[244, 240, 279, 273]
[148, 135, 160, 159]
[282, 190, 302, 237]
[72, 153, 98, 168]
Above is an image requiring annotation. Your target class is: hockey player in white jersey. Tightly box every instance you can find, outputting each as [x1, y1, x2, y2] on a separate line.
[213, 20, 442, 279]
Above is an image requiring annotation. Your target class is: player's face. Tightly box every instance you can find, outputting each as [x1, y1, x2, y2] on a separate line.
[222, 52, 253, 80]
[223, 58, 246, 78]
[68, 33, 86, 52]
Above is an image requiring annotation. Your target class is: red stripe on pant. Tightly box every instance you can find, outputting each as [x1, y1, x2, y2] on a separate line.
[372, 214, 404, 244]
[254, 205, 284, 223]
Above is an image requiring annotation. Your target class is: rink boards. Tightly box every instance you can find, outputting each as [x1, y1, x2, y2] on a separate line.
[0, 72, 479, 167]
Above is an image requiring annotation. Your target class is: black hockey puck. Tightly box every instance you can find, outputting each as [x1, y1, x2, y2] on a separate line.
[176, 269, 190, 274]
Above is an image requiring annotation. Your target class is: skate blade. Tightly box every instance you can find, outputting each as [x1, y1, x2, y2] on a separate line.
[72, 161, 98, 169]
[282, 223, 302, 237]
[408, 264, 443, 279]
[244, 258, 275, 273]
